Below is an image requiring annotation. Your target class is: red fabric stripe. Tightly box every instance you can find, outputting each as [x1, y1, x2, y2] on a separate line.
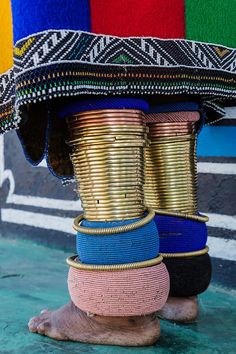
[90, 0, 185, 38]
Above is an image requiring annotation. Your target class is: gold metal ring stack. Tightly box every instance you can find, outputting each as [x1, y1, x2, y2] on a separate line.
[67, 109, 147, 221]
[144, 120, 198, 214]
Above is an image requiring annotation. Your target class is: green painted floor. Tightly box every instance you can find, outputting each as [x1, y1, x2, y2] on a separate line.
[0, 237, 236, 354]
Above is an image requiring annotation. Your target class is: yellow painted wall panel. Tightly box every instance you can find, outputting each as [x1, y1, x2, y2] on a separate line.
[0, 0, 13, 73]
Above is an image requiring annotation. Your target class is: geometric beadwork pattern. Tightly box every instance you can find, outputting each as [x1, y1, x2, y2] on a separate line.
[13, 31, 236, 72]
[0, 69, 17, 134]
[1, 30, 236, 134]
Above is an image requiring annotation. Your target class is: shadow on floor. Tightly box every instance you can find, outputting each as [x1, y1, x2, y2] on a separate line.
[0, 237, 235, 354]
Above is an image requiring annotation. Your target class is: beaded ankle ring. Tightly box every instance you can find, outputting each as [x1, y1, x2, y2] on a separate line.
[68, 261, 169, 316]
[76, 217, 159, 265]
[163, 253, 212, 297]
[155, 212, 208, 253]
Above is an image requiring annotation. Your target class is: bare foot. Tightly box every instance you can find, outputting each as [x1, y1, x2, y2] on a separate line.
[157, 296, 198, 323]
[28, 301, 160, 346]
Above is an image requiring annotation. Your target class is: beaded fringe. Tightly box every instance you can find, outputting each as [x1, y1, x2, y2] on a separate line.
[1, 29, 236, 134]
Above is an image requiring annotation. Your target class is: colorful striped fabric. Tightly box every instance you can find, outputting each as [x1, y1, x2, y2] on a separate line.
[0, 0, 236, 146]
[90, 0, 235, 48]
[10, 0, 235, 47]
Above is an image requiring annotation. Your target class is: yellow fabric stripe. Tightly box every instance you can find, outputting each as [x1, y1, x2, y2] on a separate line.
[0, 0, 13, 74]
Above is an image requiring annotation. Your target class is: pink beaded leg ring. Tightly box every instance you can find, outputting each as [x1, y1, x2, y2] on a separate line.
[68, 262, 170, 317]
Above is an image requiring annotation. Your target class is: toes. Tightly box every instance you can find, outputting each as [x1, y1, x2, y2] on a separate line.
[40, 309, 49, 314]
[28, 316, 40, 332]
[36, 320, 66, 341]
[28, 312, 50, 332]
[37, 321, 51, 335]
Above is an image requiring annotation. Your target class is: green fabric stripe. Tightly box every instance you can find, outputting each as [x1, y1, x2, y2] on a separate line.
[185, 0, 236, 48]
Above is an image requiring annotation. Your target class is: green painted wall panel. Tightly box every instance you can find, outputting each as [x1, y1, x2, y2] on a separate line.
[185, 0, 236, 48]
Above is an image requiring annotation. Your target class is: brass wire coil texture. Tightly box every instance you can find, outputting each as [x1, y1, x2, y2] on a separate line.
[145, 121, 197, 214]
[70, 141, 146, 148]
[83, 213, 144, 220]
[79, 191, 143, 197]
[145, 111, 200, 123]
[148, 122, 195, 136]
[68, 124, 147, 132]
[70, 109, 145, 119]
[66, 254, 163, 271]
[67, 109, 147, 220]
[78, 186, 143, 192]
[73, 208, 155, 234]
[160, 246, 209, 258]
[82, 199, 143, 206]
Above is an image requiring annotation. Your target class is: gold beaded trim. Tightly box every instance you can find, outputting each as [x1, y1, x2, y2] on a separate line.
[73, 208, 155, 234]
[66, 254, 163, 271]
[161, 246, 209, 258]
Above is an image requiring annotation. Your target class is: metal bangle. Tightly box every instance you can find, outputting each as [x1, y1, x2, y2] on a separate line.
[79, 182, 143, 188]
[150, 134, 195, 141]
[82, 204, 144, 210]
[70, 109, 144, 116]
[70, 124, 145, 130]
[147, 146, 195, 153]
[80, 193, 143, 199]
[73, 148, 143, 154]
[66, 254, 163, 271]
[75, 115, 144, 121]
[149, 140, 195, 146]
[79, 190, 143, 196]
[84, 208, 145, 213]
[84, 213, 145, 221]
[71, 124, 146, 129]
[77, 178, 145, 184]
[77, 168, 143, 175]
[160, 246, 209, 258]
[73, 208, 155, 234]
[145, 173, 197, 184]
[73, 134, 145, 141]
[154, 209, 209, 222]
[73, 155, 143, 161]
[73, 159, 143, 166]
[82, 199, 143, 205]
[146, 200, 197, 206]
[73, 142, 146, 148]
[145, 175, 197, 181]
[145, 178, 197, 185]
[79, 186, 143, 192]
[74, 150, 143, 156]
[145, 190, 197, 196]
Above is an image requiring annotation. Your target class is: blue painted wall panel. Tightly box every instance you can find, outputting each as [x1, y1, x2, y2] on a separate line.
[198, 126, 236, 157]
